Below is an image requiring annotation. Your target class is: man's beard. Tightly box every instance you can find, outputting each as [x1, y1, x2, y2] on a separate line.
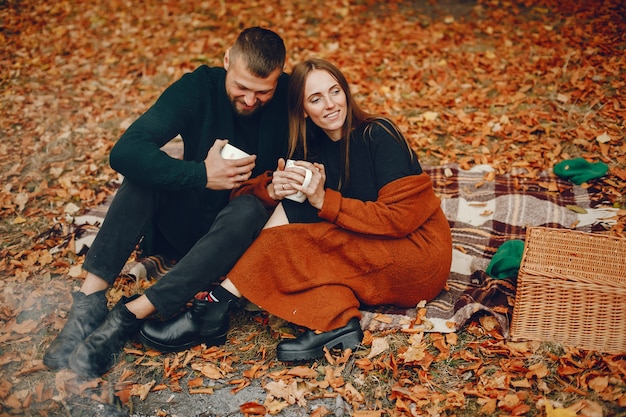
[230, 97, 262, 117]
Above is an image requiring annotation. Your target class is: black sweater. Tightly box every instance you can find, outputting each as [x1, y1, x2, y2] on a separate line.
[109, 65, 289, 192]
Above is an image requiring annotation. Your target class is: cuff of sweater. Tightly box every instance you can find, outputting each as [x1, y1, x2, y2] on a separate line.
[318, 188, 342, 222]
[256, 180, 278, 209]
[231, 171, 278, 210]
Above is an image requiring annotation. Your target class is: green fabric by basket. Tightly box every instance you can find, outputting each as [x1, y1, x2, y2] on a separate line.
[486, 240, 525, 279]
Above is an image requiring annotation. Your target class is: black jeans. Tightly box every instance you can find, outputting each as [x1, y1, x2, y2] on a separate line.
[83, 180, 269, 318]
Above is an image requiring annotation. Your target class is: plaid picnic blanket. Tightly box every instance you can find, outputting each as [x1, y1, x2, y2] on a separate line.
[63, 164, 616, 337]
[361, 164, 616, 336]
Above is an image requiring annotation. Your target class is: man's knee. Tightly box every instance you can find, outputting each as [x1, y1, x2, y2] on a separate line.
[230, 195, 267, 215]
[219, 195, 269, 233]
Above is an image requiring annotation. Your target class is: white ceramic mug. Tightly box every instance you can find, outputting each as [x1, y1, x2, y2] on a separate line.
[284, 159, 312, 203]
[221, 143, 250, 159]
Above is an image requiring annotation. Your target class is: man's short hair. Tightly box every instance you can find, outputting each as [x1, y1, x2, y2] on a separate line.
[229, 27, 286, 78]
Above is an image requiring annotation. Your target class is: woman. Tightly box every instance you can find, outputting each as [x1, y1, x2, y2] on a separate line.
[140, 59, 452, 361]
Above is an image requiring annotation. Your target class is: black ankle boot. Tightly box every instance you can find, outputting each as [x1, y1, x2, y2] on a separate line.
[139, 298, 234, 352]
[43, 290, 108, 370]
[276, 317, 363, 362]
[68, 295, 142, 378]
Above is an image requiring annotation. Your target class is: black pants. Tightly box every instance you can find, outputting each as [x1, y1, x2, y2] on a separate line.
[82, 180, 269, 317]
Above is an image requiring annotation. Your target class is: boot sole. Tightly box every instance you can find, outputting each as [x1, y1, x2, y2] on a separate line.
[43, 355, 69, 370]
[139, 330, 227, 353]
[276, 328, 363, 362]
[68, 350, 108, 379]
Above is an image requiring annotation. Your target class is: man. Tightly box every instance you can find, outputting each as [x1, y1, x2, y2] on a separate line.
[43, 27, 288, 378]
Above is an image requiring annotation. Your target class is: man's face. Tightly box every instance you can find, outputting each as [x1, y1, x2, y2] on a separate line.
[224, 52, 282, 117]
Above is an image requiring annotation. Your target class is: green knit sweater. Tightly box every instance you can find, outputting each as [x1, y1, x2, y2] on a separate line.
[109, 65, 289, 192]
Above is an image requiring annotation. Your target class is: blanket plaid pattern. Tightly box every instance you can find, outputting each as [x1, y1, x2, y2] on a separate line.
[63, 164, 616, 336]
[361, 164, 616, 335]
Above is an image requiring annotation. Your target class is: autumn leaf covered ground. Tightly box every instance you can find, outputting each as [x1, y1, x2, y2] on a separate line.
[1, 0, 625, 416]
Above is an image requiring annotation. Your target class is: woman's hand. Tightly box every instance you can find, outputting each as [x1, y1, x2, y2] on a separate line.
[268, 158, 289, 200]
[270, 158, 309, 200]
[269, 160, 326, 208]
[302, 162, 326, 209]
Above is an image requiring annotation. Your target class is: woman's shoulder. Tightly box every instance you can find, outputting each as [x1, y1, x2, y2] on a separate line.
[357, 117, 403, 142]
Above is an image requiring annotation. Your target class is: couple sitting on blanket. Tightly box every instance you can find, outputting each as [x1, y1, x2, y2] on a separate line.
[43, 27, 452, 378]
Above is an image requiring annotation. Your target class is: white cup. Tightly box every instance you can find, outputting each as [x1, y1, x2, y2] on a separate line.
[284, 159, 312, 203]
[221, 143, 250, 160]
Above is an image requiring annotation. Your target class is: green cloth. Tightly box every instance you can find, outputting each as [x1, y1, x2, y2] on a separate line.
[486, 240, 525, 279]
[553, 158, 608, 185]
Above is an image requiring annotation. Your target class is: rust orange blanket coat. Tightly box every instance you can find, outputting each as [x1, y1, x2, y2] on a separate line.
[227, 173, 452, 332]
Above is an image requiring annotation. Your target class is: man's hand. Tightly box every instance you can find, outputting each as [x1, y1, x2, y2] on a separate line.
[204, 139, 256, 190]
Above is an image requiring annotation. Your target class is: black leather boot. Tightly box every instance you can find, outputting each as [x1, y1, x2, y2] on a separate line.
[139, 298, 234, 352]
[43, 290, 108, 370]
[69, 295, 142, 378]
[276, 317, 363, 362]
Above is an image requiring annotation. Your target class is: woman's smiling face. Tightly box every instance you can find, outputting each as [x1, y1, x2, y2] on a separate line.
[303, 69, 347, 141]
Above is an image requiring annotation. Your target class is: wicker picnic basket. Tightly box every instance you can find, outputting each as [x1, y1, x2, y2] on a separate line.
[510, 227, 626, 354]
